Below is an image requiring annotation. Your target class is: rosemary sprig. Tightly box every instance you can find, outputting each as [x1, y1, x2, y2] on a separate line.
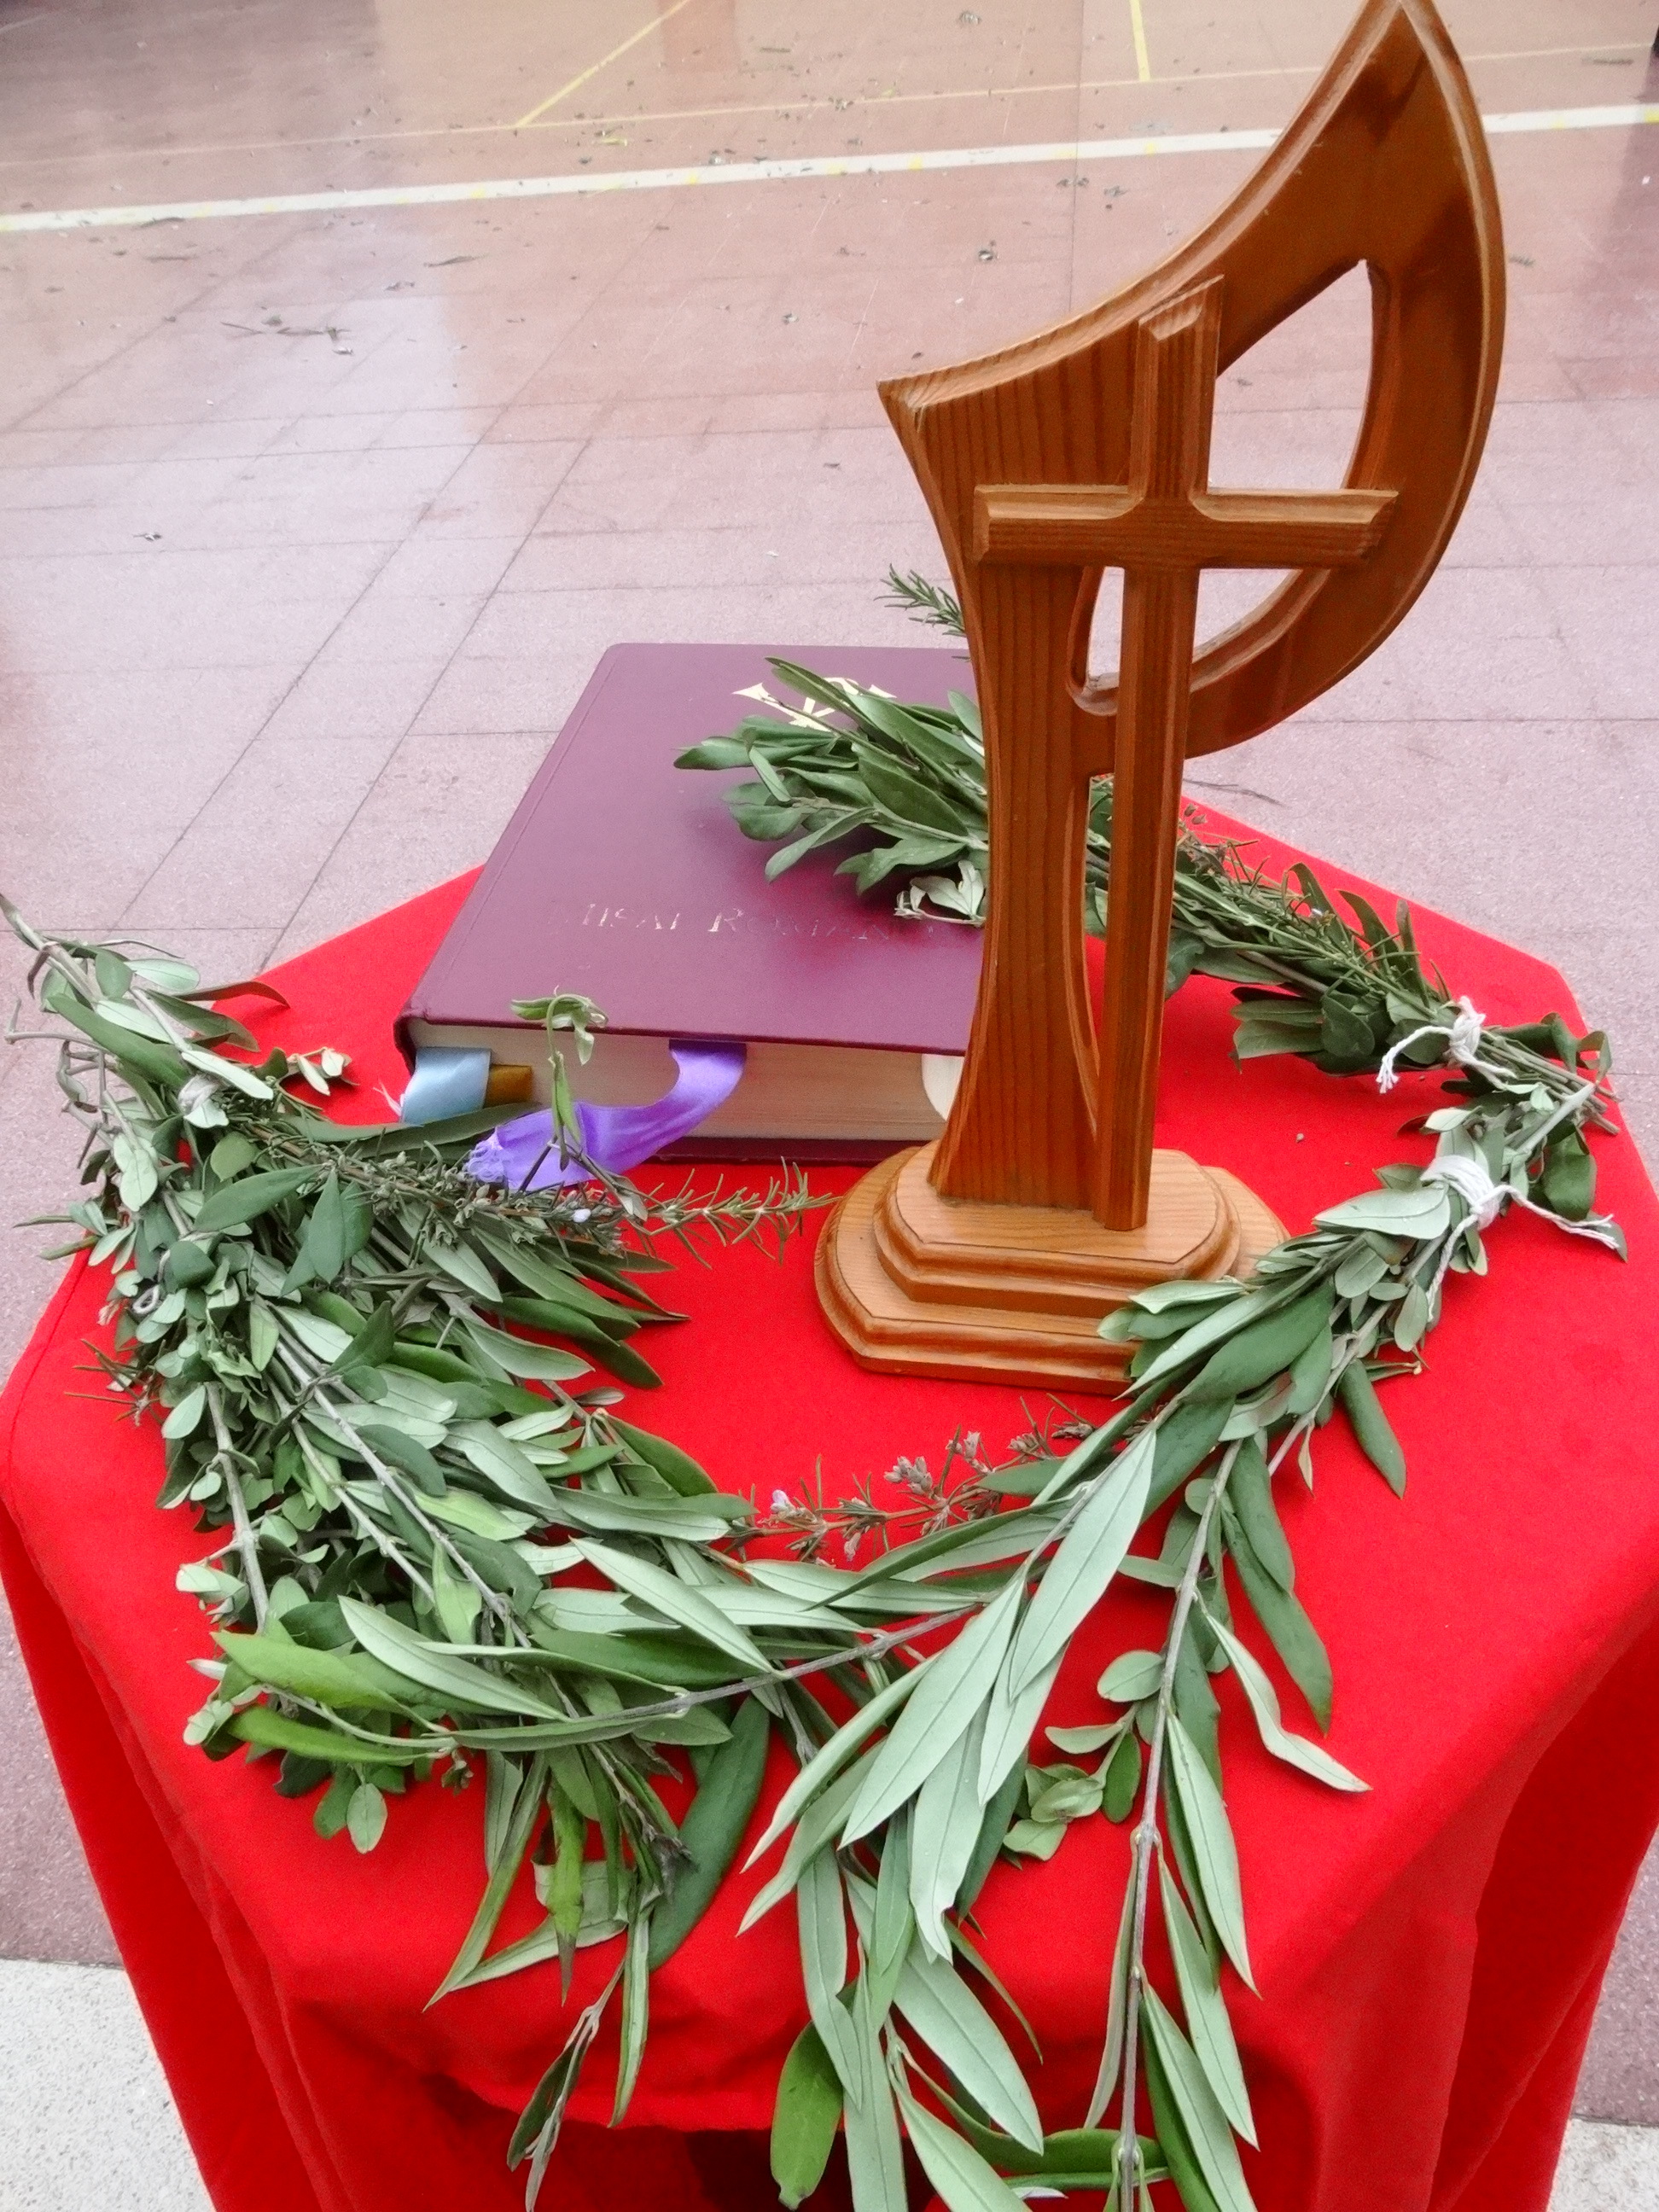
[881, 564, 965, 634]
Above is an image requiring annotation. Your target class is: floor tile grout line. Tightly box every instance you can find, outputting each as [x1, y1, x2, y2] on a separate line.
[95, 212, 497, 934]
[5, 220, 300, 440]
[2, 371, 1649, 458]
[4, 288, 222, 444]
[512, 0, 700, 133]
[265, 234, 638, 853]
[257, 416, 598, 963]
[111, 486, 459, 934]
[1, 381, 1646, 496]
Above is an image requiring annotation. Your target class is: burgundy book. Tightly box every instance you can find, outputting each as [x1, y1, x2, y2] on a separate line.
[395, 643, 984, 1159]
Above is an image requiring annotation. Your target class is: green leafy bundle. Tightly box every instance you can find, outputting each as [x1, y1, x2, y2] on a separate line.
[678, 647, 1614, 1224]
[4, 625, 1624, 2212]
[746, 1033, 1621, 2212]
[3, 901, 1105, 2198]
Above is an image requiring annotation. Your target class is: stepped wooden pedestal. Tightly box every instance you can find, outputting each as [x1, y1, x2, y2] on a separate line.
[811, 0, 1499, 1393]
[818, 1143, 1283, 1388]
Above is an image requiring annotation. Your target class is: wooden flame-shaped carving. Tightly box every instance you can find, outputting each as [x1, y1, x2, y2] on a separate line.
[818, 0, 1505, 1387]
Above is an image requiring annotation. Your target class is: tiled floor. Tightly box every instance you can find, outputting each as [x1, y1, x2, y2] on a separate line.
[0, 0, 1656, 2194]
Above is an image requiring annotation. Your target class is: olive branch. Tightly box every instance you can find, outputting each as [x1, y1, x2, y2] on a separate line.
[2, 606, 1624, 2212]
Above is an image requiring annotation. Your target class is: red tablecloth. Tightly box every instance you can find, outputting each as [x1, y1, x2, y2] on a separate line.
[4, 830, 1659, 2212]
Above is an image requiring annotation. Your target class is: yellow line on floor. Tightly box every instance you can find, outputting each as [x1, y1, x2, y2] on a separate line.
[513, 0, 701, 131]
[1128, 0, 1152, 84]
[551, 43, 1650, 129]
[0, 42, 1640, 176]
[509, 41, 1650, 132]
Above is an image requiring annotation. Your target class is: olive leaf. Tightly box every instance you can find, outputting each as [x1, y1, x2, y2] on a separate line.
[747, 1675, 921, 1869]
[1159, 1860, 1256, 2144]
[611, 1912, 652, 2123]
[975, 1644, 1062, 1808]
[1225, 1531, 1333, 1732]
[509, 1965, 623, 2205]
[1225, 1440, 1294, 1590]
[841, 1577, 1023, 1843]
[908, 1714, 988, 1959]
[1099, 1649, 1165, 1703]
[842, 1970, 908, 2212]
[340, 1599, 566, 1720]
[1005, 1427, 1155, 1691]
[1141, 1986, 1258, 2212]
[1199, 1604, 1366, 1795]
[893, 1938, 1044, 2153]
[1164, 1716, 1254, 1991]
[895, 2087, 1029, 2212]
[571, 1541, 766, 1673]
[216, 1631, 413, 1712]
[346, 1783, 387, 1854]
[1185, 1287, 1333, 1403]
[742, 1754, 876, 1930]
[796, 1850, 862, 2102]
[649, 1697, 770, 1967]
[1336, 1363, 1407, 1493]
[193, 1165, 317, 1232]
[771, 2025, 842, 2209]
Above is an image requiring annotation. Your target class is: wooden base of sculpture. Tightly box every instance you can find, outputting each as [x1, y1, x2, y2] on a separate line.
[817, 1144, 1284, 1388]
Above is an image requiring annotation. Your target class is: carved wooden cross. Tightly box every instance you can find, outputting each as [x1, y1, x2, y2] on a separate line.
[973, 279, 1392, 1228]
[818, 0, 1505, 1387]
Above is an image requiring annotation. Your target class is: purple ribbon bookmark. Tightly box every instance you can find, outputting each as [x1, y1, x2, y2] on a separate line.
[463, 1041, 747, 1190]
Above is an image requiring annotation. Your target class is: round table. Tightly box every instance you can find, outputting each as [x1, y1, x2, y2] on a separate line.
[3, 829, 1657, 2212]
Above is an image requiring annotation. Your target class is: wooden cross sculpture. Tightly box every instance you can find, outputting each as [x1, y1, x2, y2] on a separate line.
[818, 0, 1505, 1387]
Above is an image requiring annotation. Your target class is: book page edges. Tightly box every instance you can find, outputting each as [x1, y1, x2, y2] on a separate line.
[404, 1021, 954, 1144]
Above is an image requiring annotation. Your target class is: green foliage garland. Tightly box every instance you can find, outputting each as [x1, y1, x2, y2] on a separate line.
[3, 618, 1623, 2212]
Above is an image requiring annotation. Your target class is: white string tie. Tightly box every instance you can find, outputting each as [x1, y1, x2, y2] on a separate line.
[1422, 1140, 1618, 1251]
[1377, 997, 1497, 1093]
[1421, 1151, 1506, 1229]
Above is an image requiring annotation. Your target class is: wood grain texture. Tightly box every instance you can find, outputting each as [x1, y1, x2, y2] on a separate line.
[818, 0, 1502, 1379]
[817, 1144, 1284, 1388]
[975, 486, 1395, 572]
